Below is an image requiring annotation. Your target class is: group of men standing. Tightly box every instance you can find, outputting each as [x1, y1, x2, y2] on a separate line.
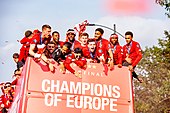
[17, 24, 143, 82]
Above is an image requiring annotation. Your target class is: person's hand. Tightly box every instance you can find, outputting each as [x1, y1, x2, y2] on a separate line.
[59, 63, 66, 74]
[125, 57, 132, 64]
[86, 59, 93, 63]
[128, 65, 133, 71]
[48, 63, 54, 72]
[98, 54, 105, 63]
[117, 64, 122, 68]
[109, 61, 114, 70]
[34, 53, 41, 58]
[74, 71, 82, 79]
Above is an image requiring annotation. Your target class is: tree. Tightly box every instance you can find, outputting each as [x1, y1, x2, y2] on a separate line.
[156, 0, 170, 17]
[134, 31, 170, 113]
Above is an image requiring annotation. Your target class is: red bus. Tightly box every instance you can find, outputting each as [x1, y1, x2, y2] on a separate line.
[9, 57, 134, 113]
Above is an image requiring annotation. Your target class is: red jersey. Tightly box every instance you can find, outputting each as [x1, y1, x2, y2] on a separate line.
[31, 32, 51, 45]
[110, 43, 123, 65]
[31, 32, 51, 53]
[64, 54, 87, 74]
[83, 49, 99, 63]
[0, 94, 13, 109]
[74, 43, 89, 57]
[19, 37, 33, 61]
[123, 40, 142, 67]
[96, 38, 110, 62]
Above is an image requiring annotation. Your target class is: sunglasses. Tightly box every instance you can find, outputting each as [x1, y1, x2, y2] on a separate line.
[4, 85, 11, 89]
[48, 46, 55, 48]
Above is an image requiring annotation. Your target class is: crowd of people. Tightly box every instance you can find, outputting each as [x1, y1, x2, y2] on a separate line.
[0, 23, 143, 112]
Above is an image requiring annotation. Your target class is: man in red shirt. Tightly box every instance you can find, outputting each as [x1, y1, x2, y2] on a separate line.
[29, 24, 52, 58]
[94, 28, 114, 75]
[122, 31, 143, 83]
[19, 30, 33, 63]
[75, 32, 89, 55]
[109, 33, 123, 68]
[94, 28, 113, 65]
[65, 29, 80, 51]
[51, 31, 64, 49]
[0, 83, 14, 111]
[83, 38, 99, 63]
[64, 48, 87, 78]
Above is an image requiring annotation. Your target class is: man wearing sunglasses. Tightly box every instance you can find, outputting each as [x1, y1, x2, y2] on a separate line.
[43, 41, 56, 59]
[41, 42, 72, 73]
[0, 82, 14, 112]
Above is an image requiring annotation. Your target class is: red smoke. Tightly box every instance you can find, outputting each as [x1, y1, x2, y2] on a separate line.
[103, 0, 150, 15]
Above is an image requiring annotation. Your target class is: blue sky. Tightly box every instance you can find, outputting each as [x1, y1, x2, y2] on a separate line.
[0, 0, 170, 91]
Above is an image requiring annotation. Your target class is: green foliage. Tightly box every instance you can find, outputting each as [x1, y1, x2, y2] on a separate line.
[134, 30, 170, 113]
[156, 0, 170, 17]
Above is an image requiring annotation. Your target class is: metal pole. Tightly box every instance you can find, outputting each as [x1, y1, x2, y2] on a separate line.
[87, 23, 125, 38]
[113, 24, 116, 34]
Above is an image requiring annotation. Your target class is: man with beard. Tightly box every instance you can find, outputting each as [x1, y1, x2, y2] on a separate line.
[94, 28, 114, 75]
[65, 29, 80, 51]
[94, 28, 114, 66]
[109, 34, 123, 68]
[43, 41, 56, 59]
[122, 31, 143, 83]
[84, 38, 99, 63]
[41, 42, 72, 73]
[29, 24, 52, 59]
[51, 31, 64, 49]
[64, 48, 87, 78]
